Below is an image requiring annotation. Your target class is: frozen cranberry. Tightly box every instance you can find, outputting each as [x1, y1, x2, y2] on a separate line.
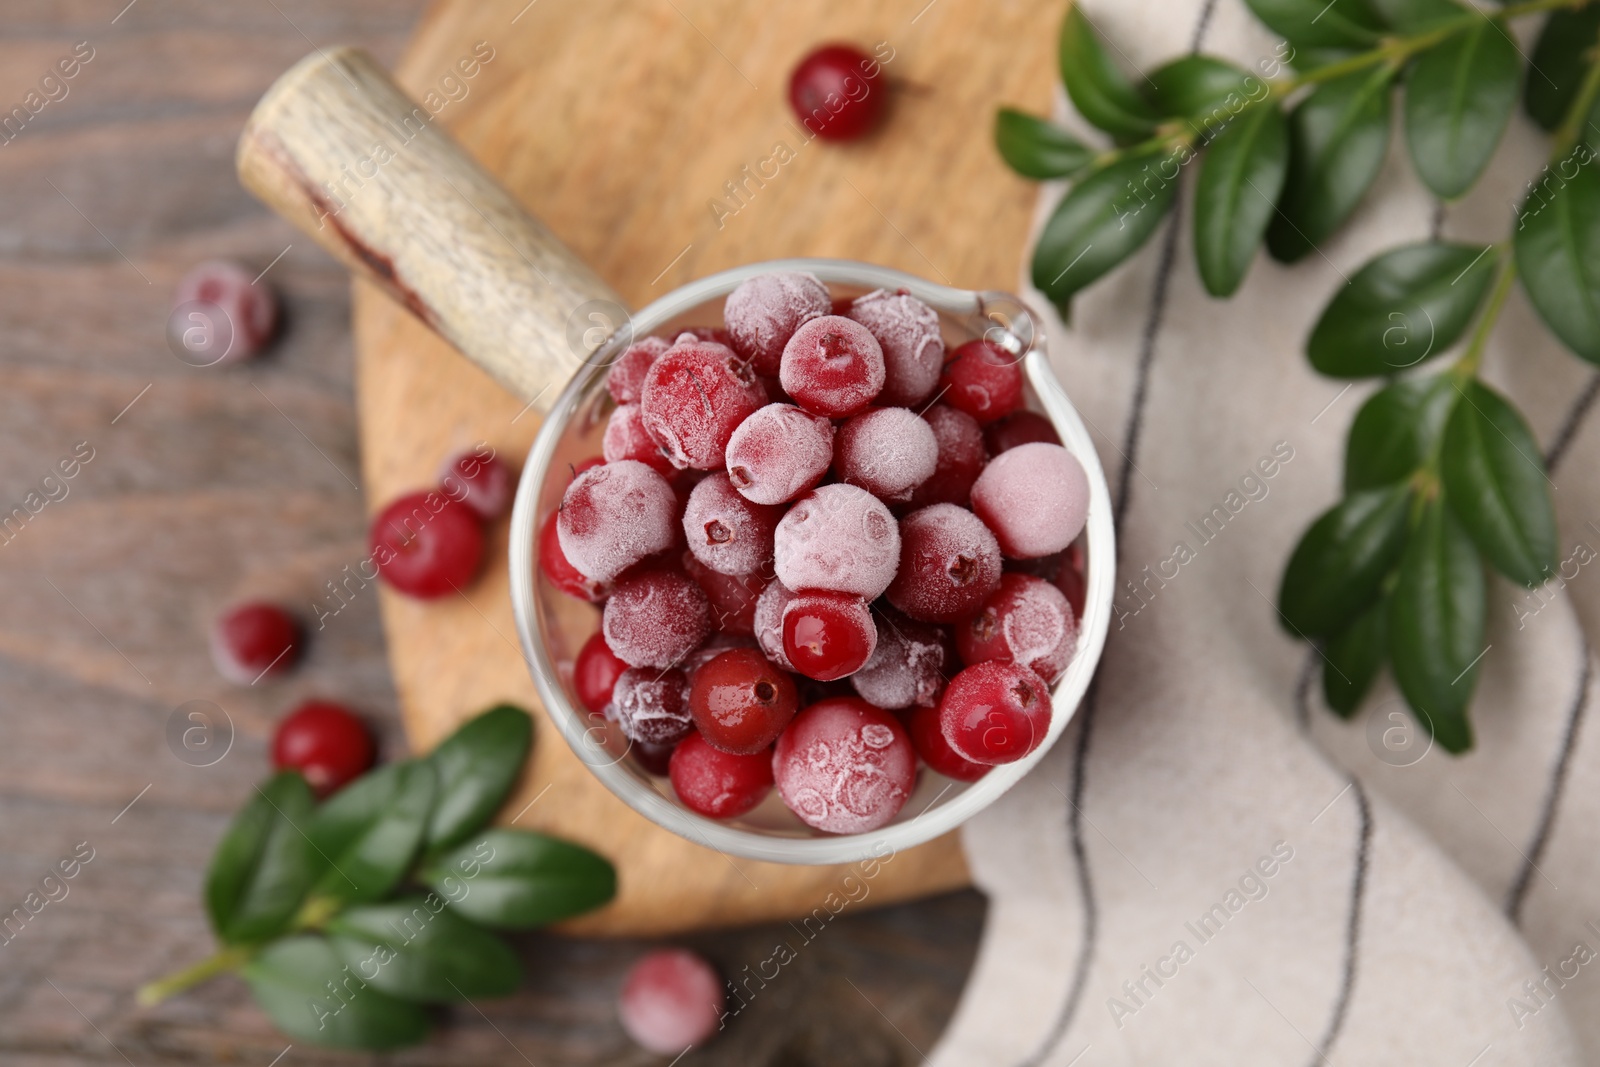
[848, 289, 943, 405]
[539, 510, 610, 602]
[557, 460, 678, 583]
[908, 405, 987, 508]
[723, 271, 831, 376]
[689, 647, 799, 754]
[782, 591, 876, 682]
[939, 339, 1024, 424]
[607, 336, 671, 404]
[604, 569, 712, 669]
[850, 608, 952, 710]
[789, 44, 886, 142]
[438, 449, 514, 520]
[956, 573, 1078, 684]
[640, 339, 766, 470]
[939, 661, 1052, 765]
[887, 504, 1002, 623]
[604, 403, 673, 474]
[670, 732, 774, 819]
[682, 473, 781, 576]
[971, 442, 1090, 558]
[835, 407, 938, 504]
[907, 704, 990, 782]
[773, 697, 915, 833]
[618, 948, 725, 1055]
[753, 579, 800, 670]
[682, 632, 760, 677]
[574, 631, 630, 714]
[684, 556, 767, 635]
[173, 260, 279, 363]
[211, 601, 300, 684]
[272, 700, 375, 796]
[1057, 541, 1087, 619]
[773, 484, 900, 599]
[780, 315, 885, 417]
[724, 403, 834, 505]
[631, 739, 677, 777]
[611, 667, 694, 746]
[984, 410, 1060, 455]
[370, 491, 485, 599]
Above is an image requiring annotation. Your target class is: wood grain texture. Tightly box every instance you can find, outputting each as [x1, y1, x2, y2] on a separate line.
[353, 0, 1060, 935]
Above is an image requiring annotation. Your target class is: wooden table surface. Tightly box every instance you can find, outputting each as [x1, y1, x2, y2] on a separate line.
[0, 2, 984, 1063]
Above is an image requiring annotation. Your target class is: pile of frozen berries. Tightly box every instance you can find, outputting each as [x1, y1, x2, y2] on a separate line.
[541, 271, 1090, 835]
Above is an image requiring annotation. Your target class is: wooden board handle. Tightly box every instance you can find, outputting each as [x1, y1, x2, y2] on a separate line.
[238, 47, 623, 408]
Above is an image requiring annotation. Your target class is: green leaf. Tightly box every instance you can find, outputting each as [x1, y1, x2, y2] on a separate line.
[1403, 19, 1520, 199]
[1288, 46, 1363, 73]
[1059, 6, 1160, 138]
[1031, 145, 1183, 308]
[327, 896, 522, 1002]
[426, 704, 533, 854]
[1370, 0, 1467, 31]
[1268, 66, 1395, 263]
[1323, 599, 1388, 717]
[1145, 56, 1255, 127]
[206, 772, 317, 944]
[242, 936, 431, 1050]
[1515, 147, 1600, 364]
[1278, 485, 1412, 638]
[1344, 374, 1460, 492]
[1439, 380, 1558, 587]
[1194, 102, 1289, 296]
[1243, 0, 1386, 48]
[420, 829, 615, 930]
[307, 760, 437, 905]
[994, 109, 1095, 180]
[1388, 496, 1483, 752]
[1306, 242, 1497, 378]
[1525, 7, 1600, 131]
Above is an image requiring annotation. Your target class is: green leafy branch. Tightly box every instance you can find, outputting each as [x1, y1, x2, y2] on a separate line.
[138, 705, 615, 1051]
[997, 0, 1600, 751]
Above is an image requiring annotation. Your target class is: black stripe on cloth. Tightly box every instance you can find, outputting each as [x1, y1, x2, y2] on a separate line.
[1306, 776, 1372, 1067]
[1544, 369, 1600, 472]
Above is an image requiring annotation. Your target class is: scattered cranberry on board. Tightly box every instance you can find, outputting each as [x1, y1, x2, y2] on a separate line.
[439, 448, 514, 519]
[271, 699, 375, 796]
[788, 44, 887, 142]
[617, 948, 725, 1055]
[210, 601, 300, 684]
[172, 260, 280, 363]
[370, 490, 485, 599]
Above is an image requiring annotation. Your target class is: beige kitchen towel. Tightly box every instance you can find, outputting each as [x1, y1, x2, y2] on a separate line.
[934, 2, 1600, 1064]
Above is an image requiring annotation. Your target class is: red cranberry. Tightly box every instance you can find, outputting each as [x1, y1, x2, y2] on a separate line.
[603, 569, 712, 669]
[439, 449, 514, 519]
[618, 948, 725, 1055]
[939, 339, 1024, 424]
[689, 647, 799, 754]
[773, 484, 900, 598]
[835, 406, 938, 503]
[847, 289, 944, 406]
[370, 491, 485, 599]
[780, 315, 885, 417]
[640, 340, 766, 469]
[681, 632, 760, 677]
[907, 704, 990, 782]
[574, 631, 629, 714]
[724, 402, 834, 505]
[539, 510, 610, 602]
[173, 260, 279, 363]
[682, 473, 781, 576]
[753, 580, 800, 670]
[557, 460, 678, 583]
[611, 667, 694, 746]
[272, 700, 375, 796]
[939, 661, 1052, 765]
[956, 573, 1078, 684]
[789, 44, 887, 142]
[604, 403, 674, 474]
[851, 608, 952, 710]
[984, 410, 1060, 455]
[631, 739, 677, 777]
[210, 601, 300, 684]
[772, 697, 915, 833]
[684, 555, 766, 636]
[670, 732, 775, 819]
[970, 442, 1090, 558]
[782, 590, 876, 682]
[607, 336, 671, 404]
[723, 272, 831, 376]
[1057, 542, 1087, 619]
[908, 405, 987, 508]
[886, 504, 1002, 623]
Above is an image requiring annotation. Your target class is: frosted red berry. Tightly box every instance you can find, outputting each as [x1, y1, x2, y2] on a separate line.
[607, 336, 670, 404]
[173, 260, 280, 362]
[689, 647, 799, 754]
[773, 484, 900, 598]
[670, 732, 775, 819]
[370, 491, 485, 599]
[211, 601, 300, 684]
[272, 700, 375, 796]
[603, 569, 712, 670]
[556, 460, 678, 583]
[782, 590, 876, 682]
[682, 473, 781, 576]
[886, 503, 1002, 623]
[753, 579, 800, 670]
[908, 404, 987, 508]
[834, 406, 938, 504]
[939, 339, 1024, 424]
[780, 315, 885, 417]
[684, 555, 766, 635]
[618, 948, 725, 1055]
[850, 608, 952, 710]
[724, 403, 834, 505]
[574, 631, 629, 714]
[789, 44, 886, 142]
[439, 450, 514, 520]
[939, 660, 1052, 765]
[970, 442, 1090, 558]
[984, 410, 1060, 455]
[907, 704, 990, 783]
[772, 697, 915, 833]
[539, 510, 610, 602]
[611, 667, 694, 746]
[956, 573, 1078, 684]
[640, 339, 766, 469]
[723, 272, 830, 376]
[604, 402, 673, 474]
[847, 289, 944, 406]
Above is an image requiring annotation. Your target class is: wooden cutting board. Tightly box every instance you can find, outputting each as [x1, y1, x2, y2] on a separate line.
[351, 0, 1058, 935]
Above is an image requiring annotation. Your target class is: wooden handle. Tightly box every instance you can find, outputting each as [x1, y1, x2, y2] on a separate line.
[238, 47, 623, 408]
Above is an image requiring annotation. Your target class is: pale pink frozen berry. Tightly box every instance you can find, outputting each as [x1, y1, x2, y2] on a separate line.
[886, 504, 1002, 623]
[908, 404, 987, 508]
[173, 260, 279, 362]
[604, 402, 673, 474]
[970, 443, 1090, 558]
[773, 484, 900, 599]
[607, 336, 671, 404]
[834, 407, 938, 504]
[610, 667, 694, 746]
[639, 339, 766, 470]
[556, 461, 678, 583]
[682, 473, 781, 576]
[723, 271, 831, 375]
[850, 608, 952, 710]
[780, 315, 885, 417]
[772, 697, 916, 833]
[619, 948, 725, 1055]
[603, 569, 712, 669]
[724, 403, 834, 505]
[956, 572, 1078, 684]
[847, 289, 944, 406]
[753, 579, 800, 671]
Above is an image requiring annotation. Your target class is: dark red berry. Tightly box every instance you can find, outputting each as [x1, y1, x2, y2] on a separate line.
[908, 404, 987, 508]
[1057, 541, 1087, 619]
[631, 739, 678, 777]
[939, 339, 1024, 424]
[772, 697, 915, 833]
[955, 573, 1078, 684]
[370, 491, 485, 599]
[618, 948, 725, 1055]
[886, 504, 1002, 623]
[670, 731, 775, 819]
[782, 590, 876, 681]
[984, 410, 1060, 455]
[688, 647, 799, 754]
[210, 601, 300, 684]
[939, 661, 1051, 765]
[780, 315, 885, 417]
[788, 44, 887, 142]
[574, 631, 629, 714]
[611, 667, 694, 746]
[684, 554, 767, 635]
[539, 510, 610, 602]
[272, 700, 375, 796]
[173, 260, 279, 362]
[907, 704, 990, 783]
[440, 449, 514, 519]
